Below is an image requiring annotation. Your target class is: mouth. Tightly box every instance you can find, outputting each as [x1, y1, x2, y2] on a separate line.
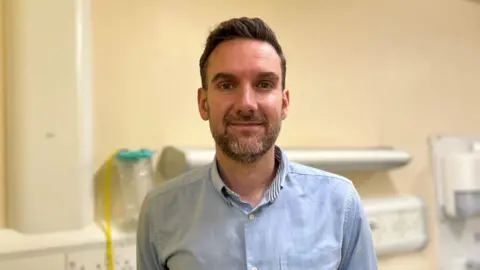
[227, 122, 264, 131]
[230, 122, 263, 125]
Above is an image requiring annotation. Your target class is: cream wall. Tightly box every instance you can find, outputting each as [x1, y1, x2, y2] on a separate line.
[0, 0, 6, 228]
[0, 0, 479, 268]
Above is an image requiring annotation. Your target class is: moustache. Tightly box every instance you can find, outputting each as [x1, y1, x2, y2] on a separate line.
[224, 113, 268, 126]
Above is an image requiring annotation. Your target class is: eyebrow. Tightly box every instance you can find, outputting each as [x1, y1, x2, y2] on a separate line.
[257, 72, 280, 82]
[210, 71, 280, 84]
[211, 72, 237, 84]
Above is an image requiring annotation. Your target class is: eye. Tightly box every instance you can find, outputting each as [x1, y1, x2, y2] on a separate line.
[218, 82, 236, 90]
[257, 81, 274, 89]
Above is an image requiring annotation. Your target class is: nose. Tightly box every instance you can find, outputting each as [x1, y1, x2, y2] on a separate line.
[235, 86, 258, 112]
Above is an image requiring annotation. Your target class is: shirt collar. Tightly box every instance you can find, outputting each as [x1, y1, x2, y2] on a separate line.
[209, 145, 289, 204]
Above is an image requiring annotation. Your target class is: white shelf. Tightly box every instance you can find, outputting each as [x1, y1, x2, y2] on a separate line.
[0, 224, 134, 258]
[158, 146, 411, 179]
[283, 148, 411, 171]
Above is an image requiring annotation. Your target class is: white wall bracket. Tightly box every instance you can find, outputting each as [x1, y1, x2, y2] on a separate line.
[157, 146, 412, 180]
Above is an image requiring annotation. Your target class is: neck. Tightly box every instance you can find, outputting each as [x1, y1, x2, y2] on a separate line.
[216, 146, 278, 206]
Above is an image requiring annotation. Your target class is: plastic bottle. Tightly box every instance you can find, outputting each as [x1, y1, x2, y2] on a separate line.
[115, 149, 155, 230]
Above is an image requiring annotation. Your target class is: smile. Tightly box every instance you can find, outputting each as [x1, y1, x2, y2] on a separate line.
[228, 123, 264, 131]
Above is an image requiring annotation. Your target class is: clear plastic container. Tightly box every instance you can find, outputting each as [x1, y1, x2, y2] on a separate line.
[115, 149, 155, 230]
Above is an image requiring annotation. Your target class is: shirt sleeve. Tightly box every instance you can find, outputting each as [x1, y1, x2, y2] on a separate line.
[137, 194, 164, 270]
[339, 187, 379, 270]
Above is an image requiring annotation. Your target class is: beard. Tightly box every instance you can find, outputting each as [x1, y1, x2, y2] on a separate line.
[209, 110, 281, 164]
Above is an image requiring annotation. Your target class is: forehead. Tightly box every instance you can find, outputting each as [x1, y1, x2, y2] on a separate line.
[206, 39, 282, 80]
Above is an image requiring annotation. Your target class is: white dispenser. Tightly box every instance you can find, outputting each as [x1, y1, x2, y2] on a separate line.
[430, 136, 480, 270]
[442, 152, 480, 219]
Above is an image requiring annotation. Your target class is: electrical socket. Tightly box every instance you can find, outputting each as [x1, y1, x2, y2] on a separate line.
[66, 248, 107, 270]
[114, 245, 136, 270]
[364, 196, 428, 257]
[66, 244, 136, 270]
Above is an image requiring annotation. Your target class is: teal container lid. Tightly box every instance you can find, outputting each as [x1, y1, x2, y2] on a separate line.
[115, 149, 154, 160]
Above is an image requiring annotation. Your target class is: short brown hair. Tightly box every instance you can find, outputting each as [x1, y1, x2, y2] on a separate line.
[199, 17, 286, 90]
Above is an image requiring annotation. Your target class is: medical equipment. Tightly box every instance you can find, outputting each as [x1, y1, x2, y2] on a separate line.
[114, 149, 155, 229]
[101, 149, 155, 270]
[0, 144, 418, 268]
[103, 153, 116, 270]
[430, 136, 480, 219]
[441, 148, 480, 219]
[430, 136, 480, 270]
[158, 146, 411, 179]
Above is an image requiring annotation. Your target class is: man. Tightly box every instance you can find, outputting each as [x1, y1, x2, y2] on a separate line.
[137, 17, 378, 270]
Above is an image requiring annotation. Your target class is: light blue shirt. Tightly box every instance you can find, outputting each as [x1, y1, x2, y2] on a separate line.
[137, 146, 378, 270]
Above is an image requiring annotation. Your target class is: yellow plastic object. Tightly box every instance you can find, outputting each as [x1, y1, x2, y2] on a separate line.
[103, 152, 117, 270]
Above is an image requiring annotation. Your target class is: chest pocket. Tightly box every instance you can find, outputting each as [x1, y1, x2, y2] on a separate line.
[280, 247, 341, 270]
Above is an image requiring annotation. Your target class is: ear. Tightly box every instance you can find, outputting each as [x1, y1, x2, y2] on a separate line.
[197, 88, 209, 121]
[281, 89, 290, 120]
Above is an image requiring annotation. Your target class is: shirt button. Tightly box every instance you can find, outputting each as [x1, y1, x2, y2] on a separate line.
[248, 214, 254, 220]
[252, 267, 258, 270]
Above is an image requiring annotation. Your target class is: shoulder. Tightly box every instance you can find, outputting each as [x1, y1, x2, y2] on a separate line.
[287, 162, 355, 192]
[144, 164, 211, 205]
[286, 162, 361, 212]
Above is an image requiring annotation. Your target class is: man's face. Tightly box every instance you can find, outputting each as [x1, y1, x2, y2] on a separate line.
[198, 39, 289, 164]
